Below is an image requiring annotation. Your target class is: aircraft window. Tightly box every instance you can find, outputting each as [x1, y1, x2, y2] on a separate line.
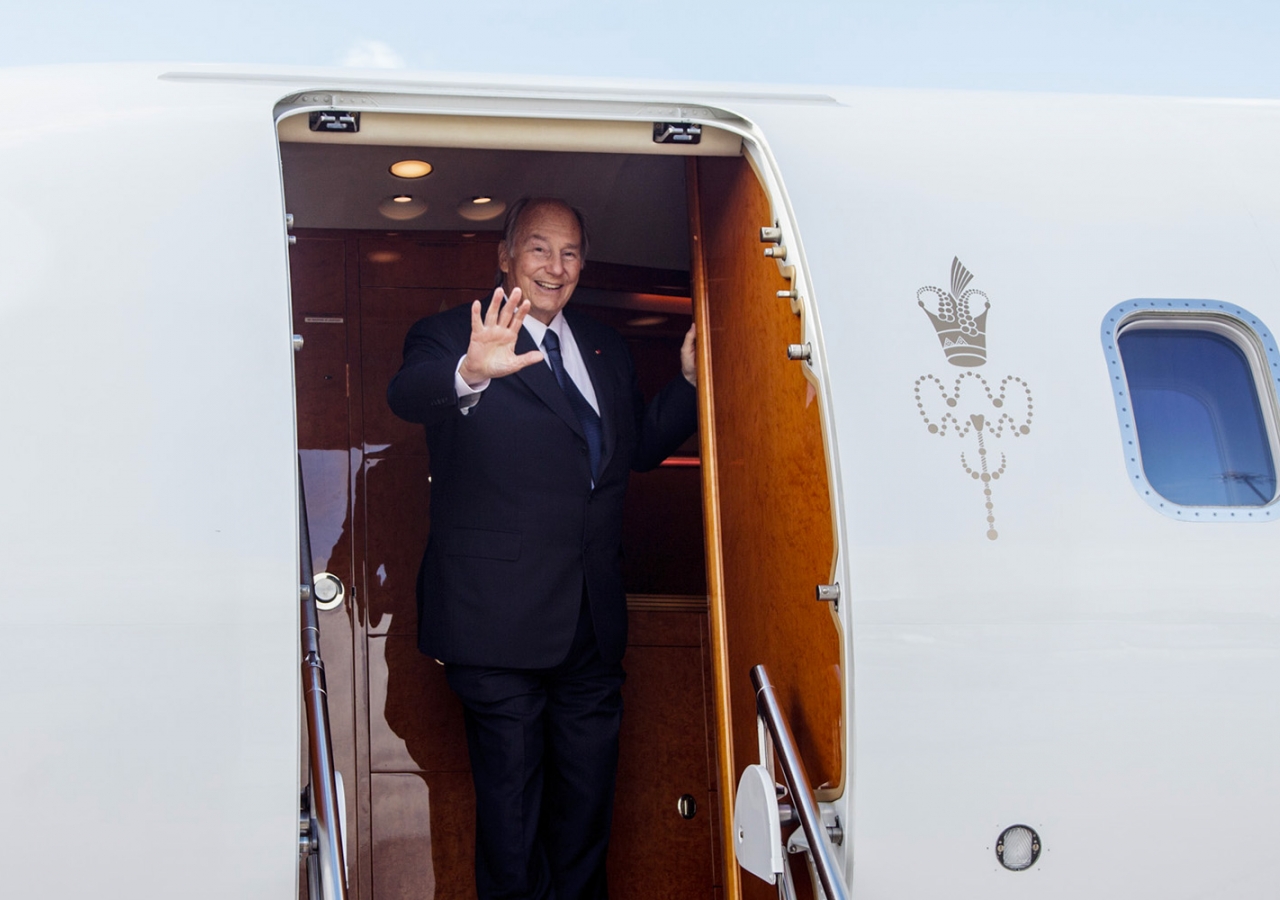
[1102, 300, 1280, 519]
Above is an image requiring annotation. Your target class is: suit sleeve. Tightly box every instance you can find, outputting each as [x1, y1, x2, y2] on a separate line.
[631, 371, 699, 472]
[386, 311, 469, 426]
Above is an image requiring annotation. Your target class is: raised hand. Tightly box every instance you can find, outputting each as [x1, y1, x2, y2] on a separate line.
[458, 287, 545, 386]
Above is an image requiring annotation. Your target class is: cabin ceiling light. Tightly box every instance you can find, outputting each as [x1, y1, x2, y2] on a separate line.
[390, 159, 433, 178]
[458, 197, 506, 222]
[378, 195, 428, 221]
[627, 315, 668, 327]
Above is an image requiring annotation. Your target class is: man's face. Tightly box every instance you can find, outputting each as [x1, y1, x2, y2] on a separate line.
[499, 202, 583, 325]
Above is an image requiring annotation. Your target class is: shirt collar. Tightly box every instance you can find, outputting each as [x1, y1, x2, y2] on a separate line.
[518, 306, 567, 348]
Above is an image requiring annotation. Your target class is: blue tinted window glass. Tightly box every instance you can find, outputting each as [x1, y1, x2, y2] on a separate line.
[1119, 328, 1276, 506]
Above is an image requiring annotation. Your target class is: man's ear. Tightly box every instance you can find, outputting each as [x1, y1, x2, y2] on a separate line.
[497, 243, 511, 274]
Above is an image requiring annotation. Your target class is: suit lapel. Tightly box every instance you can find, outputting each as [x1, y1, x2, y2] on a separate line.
[570, 311, 619, 476]
[513, 325, 586, 442]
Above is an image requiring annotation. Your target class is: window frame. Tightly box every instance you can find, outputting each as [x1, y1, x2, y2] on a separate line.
[1101, 299, 1280, 521]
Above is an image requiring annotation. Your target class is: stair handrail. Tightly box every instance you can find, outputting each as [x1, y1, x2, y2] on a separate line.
[751, 664, 848, 900]
[298, 464, 349, 900]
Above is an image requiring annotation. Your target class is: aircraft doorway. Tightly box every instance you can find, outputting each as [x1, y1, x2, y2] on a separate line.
[282, 114, 843, 900]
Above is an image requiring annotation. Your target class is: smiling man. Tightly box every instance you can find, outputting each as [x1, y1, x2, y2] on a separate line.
[387, 197, 698, 900]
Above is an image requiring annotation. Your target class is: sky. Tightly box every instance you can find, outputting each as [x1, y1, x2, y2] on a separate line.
[2, 0, 1278, 98]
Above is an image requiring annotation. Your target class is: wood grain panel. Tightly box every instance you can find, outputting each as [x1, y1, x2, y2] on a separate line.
[701, 607, 725, 890]
[360, 235, 500, 289]
[579, 260, 691, 296]
[610, 642, 714, 900]
[689, 160, 743, 900]
[360, 287, 480, 455]
[626, 608, 704, 648]
[292, 238, 350, 453]
[371, 771, 477, 900]
[692, 157, 844, 898]
[363, 455, 431, 636]
[622, 466, 707, 597]
[368, 634, 470, 774]
[290, 236, 347, 314]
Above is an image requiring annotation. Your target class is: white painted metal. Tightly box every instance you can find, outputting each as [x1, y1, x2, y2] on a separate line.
[734, 763, 785, 884]
[0, 66, 300, 898]
[1, 62, 1277, 898]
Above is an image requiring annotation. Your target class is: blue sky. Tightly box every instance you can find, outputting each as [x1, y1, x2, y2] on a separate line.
[3, 0, 1277, 97]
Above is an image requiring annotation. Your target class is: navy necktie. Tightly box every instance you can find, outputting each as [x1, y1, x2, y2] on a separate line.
[542, 329, 603, 483]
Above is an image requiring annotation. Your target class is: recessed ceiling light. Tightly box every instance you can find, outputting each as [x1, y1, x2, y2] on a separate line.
[627, 315, 669, 327]
[457, 197, 506, 222]
[389, 159, 433, 179]
[378, 195, 428, 221]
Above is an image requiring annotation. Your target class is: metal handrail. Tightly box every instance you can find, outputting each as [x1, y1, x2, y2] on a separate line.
[750, 664, 848, 900]
[299, 464, 349, 900]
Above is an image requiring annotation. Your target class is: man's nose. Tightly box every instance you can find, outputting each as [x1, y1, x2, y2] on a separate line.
[545, 254, 566, 276]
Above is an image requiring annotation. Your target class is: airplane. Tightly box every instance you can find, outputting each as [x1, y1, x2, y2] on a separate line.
[2, 61, 1279, 900]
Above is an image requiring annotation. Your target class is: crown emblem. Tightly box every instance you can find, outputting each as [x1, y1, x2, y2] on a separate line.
[917, 257, 990, 367]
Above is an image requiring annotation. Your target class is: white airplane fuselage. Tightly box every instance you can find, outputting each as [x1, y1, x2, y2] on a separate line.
[1, 64, 1278, 899]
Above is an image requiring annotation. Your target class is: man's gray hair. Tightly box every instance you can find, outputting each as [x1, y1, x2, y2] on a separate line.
[501, 197, 590, 260]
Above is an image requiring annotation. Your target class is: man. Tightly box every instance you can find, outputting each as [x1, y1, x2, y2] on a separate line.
[387, 197, 698, 900]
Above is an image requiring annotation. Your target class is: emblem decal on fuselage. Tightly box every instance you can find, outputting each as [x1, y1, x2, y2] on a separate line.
[914, 258, 1034, 540]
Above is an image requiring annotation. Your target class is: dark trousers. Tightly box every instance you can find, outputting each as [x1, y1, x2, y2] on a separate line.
[445, 596, 625, 900]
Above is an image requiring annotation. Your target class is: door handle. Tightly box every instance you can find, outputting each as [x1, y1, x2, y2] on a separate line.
[313, 572, 346, 611]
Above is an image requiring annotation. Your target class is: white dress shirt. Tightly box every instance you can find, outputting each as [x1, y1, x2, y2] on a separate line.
[454, 308, 600, 414]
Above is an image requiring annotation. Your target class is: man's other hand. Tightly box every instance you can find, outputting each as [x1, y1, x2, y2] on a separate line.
[458, 287, 545, 386]
[680, 323, 697, 387]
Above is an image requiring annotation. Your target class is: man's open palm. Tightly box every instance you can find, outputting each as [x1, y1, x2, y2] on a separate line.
[458, 287, 544, 386]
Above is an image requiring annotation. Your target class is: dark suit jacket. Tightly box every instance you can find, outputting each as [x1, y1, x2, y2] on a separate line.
[387, 302, 698, 668]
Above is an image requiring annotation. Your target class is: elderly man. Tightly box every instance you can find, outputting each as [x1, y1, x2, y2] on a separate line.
[387, 197, 698, 900]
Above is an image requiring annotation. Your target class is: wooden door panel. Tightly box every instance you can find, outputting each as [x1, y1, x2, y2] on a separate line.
[626, 605, 704, 648]
[368, 633, 470, 774]
[291, 236, 348, 314]
[360, 287, 479, 455]
[371, 771, 478, 900]
[611, 635, 714, 899]
[621, 466, 707, 597]
[691, 157, 843, 898]
[363, 455, 431, 636]
[295, 319, 351, 451]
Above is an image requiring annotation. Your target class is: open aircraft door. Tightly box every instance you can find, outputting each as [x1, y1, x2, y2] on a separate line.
[688, 153, 848, 899]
